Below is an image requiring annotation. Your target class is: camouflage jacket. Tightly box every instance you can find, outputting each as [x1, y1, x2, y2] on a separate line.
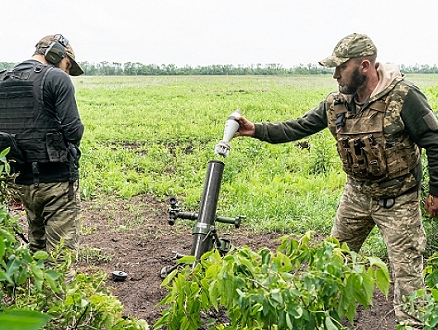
[253, 63, 438, 197]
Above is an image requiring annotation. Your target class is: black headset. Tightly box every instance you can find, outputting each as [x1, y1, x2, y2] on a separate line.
[44, 34, 69, 64]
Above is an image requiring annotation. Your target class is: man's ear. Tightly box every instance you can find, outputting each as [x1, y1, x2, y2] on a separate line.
[360, 59, 372, 73]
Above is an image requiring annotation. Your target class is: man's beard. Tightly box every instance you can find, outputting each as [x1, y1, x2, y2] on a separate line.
[339, 67, 366, 95]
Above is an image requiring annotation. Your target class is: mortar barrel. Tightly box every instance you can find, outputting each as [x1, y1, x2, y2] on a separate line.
[191, 160, 225, 260]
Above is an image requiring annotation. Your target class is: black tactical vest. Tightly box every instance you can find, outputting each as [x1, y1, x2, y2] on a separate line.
[0, 64, 68, 165]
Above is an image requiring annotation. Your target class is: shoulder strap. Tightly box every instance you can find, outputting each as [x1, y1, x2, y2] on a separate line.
[332, 95, 348, 133]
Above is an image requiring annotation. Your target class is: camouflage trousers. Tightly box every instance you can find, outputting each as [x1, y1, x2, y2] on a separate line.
[19, 181, 81, 259]
[331, 183, 426, 327]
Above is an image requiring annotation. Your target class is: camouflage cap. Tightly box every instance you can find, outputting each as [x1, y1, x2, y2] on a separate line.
[319, 33, 377, 68]
[35, 34, 84, 76]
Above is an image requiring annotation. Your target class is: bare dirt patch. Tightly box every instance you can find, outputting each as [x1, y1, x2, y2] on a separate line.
[75, 195, 397, 329]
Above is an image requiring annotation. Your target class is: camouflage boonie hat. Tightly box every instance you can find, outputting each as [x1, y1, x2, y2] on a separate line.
[35, 34, 84, 76]
[319, 33, 377, 68]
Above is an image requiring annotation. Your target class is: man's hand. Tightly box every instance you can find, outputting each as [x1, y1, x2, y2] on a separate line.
[425, 194, 438, 219]
[234, 116, 255, 137]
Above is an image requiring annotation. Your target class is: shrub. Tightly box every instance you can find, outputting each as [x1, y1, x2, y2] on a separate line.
[155, 231, 390, 330]
[0, 149, 149, 329]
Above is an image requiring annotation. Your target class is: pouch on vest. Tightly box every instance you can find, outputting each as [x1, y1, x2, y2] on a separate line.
[0, 132, 25, 164]
[337, 138, 352, 170]
[348, 138, 367, 174]
[46, 132, 68, 163]
[361, 134, 387, 177]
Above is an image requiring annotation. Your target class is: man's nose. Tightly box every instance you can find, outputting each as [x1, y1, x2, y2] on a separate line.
[332, 67, 340, 79]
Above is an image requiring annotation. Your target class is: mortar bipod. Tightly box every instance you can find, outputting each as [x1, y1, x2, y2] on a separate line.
[160, 159, 245, 278]
[160, 195, 244, 278]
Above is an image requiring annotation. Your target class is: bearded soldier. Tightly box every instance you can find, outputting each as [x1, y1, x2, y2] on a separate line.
[234, 33, 438, 327]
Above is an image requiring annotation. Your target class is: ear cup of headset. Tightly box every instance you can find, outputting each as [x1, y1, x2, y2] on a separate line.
[45, 42, 66, 64]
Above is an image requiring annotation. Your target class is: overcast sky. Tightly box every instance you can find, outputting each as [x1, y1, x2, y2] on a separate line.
[2, 1, 438, 67]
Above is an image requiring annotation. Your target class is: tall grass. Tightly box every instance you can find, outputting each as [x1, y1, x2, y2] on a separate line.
[73, 74, 438, 253]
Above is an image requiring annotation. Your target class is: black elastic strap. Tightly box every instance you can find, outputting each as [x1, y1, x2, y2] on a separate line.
[31, 162, 39, 188]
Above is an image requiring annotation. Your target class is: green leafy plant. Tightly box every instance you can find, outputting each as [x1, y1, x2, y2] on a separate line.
[0, 310, 52, 330]
[78, 246, 113, 263]
[155, 231, 390, 330]
[0, 147, 19, 207]
[43, 270, 149, 330]
[0, 149, 149, 330]
[399, 253, 438, 329]
[0, 150, 58, 330]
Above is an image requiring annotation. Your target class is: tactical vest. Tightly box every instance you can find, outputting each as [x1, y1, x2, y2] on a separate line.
[0, 64, 68, 166]
[326, 78, 421, 182]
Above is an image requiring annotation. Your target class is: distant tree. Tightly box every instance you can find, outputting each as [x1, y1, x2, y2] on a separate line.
[3, 61, 437, 76]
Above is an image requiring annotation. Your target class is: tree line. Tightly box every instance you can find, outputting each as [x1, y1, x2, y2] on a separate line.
[2, 61, 438, 75]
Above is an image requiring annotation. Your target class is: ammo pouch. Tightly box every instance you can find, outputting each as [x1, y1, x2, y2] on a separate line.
[337, 133, 387, 179]
[43, 134, 80, 198]
[0, 132, 25, 164]
[67, 142, 80, 181]
[46, 132, 68, 163]
[67, 142, 80, 200]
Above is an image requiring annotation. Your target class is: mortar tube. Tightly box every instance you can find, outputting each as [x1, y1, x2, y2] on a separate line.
[191, 160, 225, 261]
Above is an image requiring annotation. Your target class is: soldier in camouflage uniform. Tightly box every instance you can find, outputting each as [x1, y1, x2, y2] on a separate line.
[234, 33, 438, 327]
[0, 35, 84, 277]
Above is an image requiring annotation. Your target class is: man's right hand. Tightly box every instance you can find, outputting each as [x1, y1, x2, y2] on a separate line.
[234, 116, 255, 137]
[425, 194, 438, 219]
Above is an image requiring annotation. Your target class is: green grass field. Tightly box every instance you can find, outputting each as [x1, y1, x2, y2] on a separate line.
[73, 74, 438, 255]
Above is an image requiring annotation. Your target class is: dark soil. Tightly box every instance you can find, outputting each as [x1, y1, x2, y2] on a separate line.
[73, 195, 397, 329]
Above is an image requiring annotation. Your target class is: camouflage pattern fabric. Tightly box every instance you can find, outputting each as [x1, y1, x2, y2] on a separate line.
[20, 181, 80, 257]
[331, 183, 426, 326]
[319, 33, 377, 67]
[325, 79, 422, 198]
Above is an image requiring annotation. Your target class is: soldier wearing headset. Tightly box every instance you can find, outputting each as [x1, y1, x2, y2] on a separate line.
[0, 34, 84, 278]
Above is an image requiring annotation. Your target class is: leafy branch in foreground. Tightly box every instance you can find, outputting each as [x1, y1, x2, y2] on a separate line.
[400, 253, 438, 329]
[155, 231, 390, 330]
[0, 147, 19, 207]
[0, 150, 149, 330]
[0, 210, 149, 330]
